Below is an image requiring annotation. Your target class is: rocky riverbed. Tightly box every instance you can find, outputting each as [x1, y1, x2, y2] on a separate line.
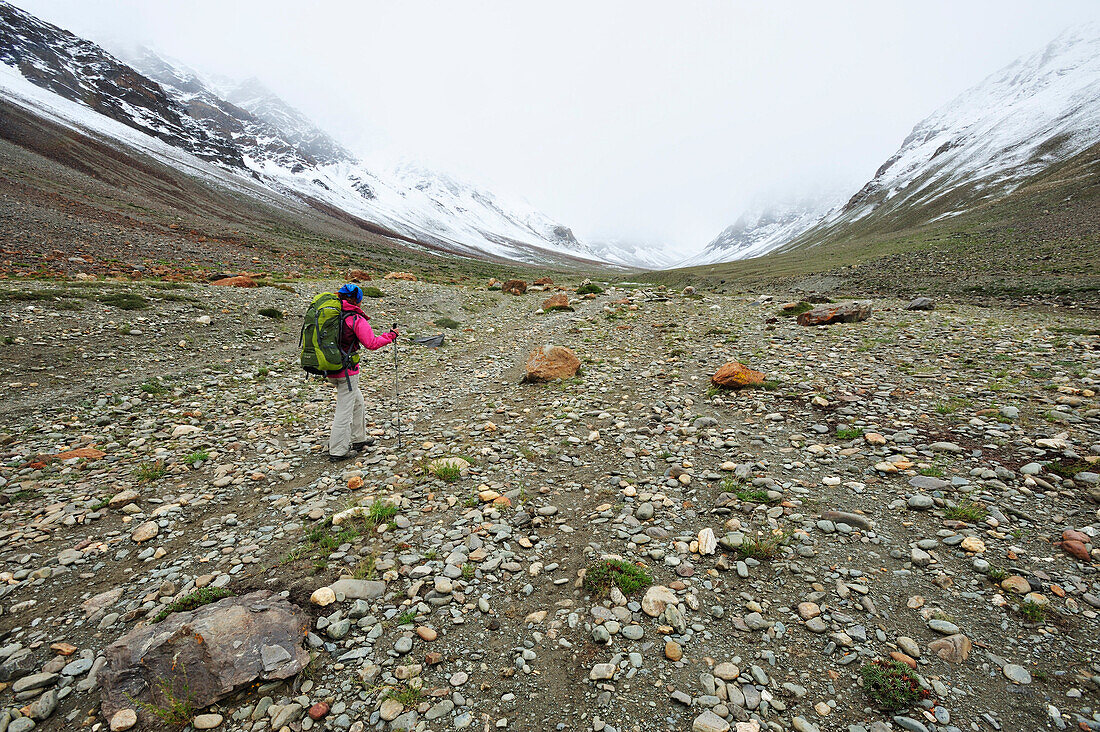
[0, 278, 1098, 732]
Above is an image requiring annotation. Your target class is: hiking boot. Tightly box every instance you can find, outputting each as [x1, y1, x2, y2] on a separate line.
[352, 439, 374, 451]
[328, 450, 359, 463]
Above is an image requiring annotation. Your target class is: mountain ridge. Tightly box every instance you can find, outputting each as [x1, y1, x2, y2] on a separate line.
[692, 25, 1100, 266]
[0, 1, 620, 267]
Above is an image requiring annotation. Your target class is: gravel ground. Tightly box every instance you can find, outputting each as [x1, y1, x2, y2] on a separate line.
[0, 279, 1098, 732]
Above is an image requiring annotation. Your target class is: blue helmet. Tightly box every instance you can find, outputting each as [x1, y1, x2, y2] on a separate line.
[338, 283, 363, 302]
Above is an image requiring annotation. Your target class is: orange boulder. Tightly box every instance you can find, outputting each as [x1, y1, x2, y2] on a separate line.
[711, 362, 765, 389]
[541, 293, 573, 311]
[502, 280, 527, 295]
[51, 447, 106, 461]
[211, 276, 256, 287]
[523, 345, 581, 382]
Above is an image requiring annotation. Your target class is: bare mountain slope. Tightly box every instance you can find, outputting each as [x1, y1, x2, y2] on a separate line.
[0, 1, 611, 268]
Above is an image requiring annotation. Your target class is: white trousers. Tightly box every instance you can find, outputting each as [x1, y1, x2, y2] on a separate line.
[328, 373, 366, 456]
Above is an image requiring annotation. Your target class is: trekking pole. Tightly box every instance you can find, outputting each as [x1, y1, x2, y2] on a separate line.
[391, 323, 402, 449]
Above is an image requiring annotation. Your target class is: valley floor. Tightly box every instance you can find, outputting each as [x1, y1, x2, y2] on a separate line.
[0, 279, 1098, 732]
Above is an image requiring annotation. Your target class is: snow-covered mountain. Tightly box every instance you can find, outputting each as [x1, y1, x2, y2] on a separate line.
[585, 239, 682, 270]
[693, 25, 1100, 265]
[788, 24, 1100, 251]
[0, 2, 610, 266]
[681, 198, 838, 266]
[832, 25, 1100, 228]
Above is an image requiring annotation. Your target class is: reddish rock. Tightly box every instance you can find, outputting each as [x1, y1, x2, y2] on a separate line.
[711, 362, 765, 389]
[1061, 540, 1090, 561]
[533, 277, 554, 286]
[50, 447, 106, 461]
[796, 301, 873, 326]
[889, 651, 917, 669]
[346, 269, 372, 282]
[523, 345, 581, 382]
[502, 279, 527, 295]
[1063, 529, 1091, 545]
[425, 651, 444, 665]
[211, 276, 257, 287]
[308, 702, 329, 721]
[541, 293, 573, 311]
[383, 272, 418, 281]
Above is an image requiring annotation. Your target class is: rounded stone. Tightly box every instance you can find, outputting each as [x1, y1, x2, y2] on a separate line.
[130, 521, 159, 542]
[110, 709, 138, 732]
[193, 713, 224, 729]
[1003, 664, 1032, 684]
[907, 495, 934, 510]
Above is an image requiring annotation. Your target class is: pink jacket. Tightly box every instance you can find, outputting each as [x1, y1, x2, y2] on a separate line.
[327, 300, 396, 379]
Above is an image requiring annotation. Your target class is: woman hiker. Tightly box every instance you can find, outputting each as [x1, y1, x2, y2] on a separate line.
[327, 283, 398, 462]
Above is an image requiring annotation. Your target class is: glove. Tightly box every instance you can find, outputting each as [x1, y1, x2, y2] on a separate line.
[388, 329, 399, 339]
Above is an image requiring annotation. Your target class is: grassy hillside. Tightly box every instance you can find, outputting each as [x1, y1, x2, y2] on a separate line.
[649, 142, 1100, 305]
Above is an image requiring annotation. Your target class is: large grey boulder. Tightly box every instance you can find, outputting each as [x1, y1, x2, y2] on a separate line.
[99, 591, 309, 726]
[906, 297, 935, 311]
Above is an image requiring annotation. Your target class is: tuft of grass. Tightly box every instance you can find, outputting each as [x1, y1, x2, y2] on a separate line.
[582, 559, 652, 596]
[935, 397, 971, 415]
[362, 286, 384, 298]
[396, 610, 417, 626]
[385, 683, 422, 707]
[434, 465, 462, 483]
[258, 307, 283, 319]
[184, 450, 209, 464]
[1015, 600, 1047, 623]
[736, 531, 789, 560]
[434, 317, 461, 329]
[352, 555, 377, 580]
[576, 282, 603, 295]
[135, 462, 167, 483]
[987, 567, 1009, 582]
[151, 587, 233, 623]
[731, 486, 775, 504]
[918, 466, 944, 477]
[130, 675, 196, 727]
[140, 379, 171, 395]
[944, 501, 987, 523]
[462, 563, 475, 579]
[366, 500, 399, 525]
[1046, 458, 1091, 479]
[835, 427, 863, 441]
[859, 658, 928, 712]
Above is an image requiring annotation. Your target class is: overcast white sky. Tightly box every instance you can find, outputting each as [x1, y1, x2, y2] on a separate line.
[16, 1, 1100, 254]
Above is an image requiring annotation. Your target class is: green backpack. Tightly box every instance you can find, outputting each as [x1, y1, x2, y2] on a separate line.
[299, 292, 361, 377]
